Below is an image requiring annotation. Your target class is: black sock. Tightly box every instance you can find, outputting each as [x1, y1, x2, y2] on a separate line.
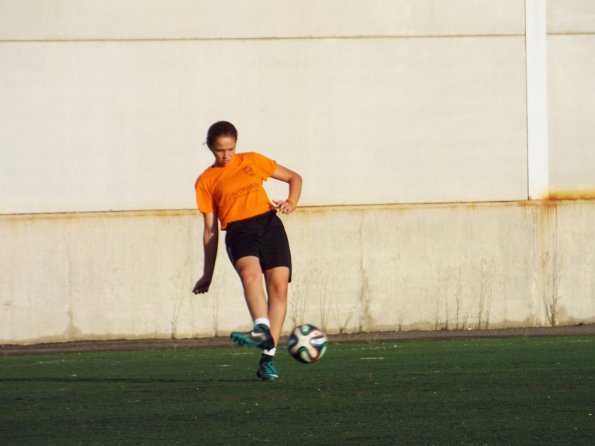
[259, 353, 274, 364]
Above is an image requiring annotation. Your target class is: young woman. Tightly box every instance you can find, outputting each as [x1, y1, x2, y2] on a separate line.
[192, 121, 302, 381]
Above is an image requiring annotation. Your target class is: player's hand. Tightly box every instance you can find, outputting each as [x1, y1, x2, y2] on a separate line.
[272, 199, 296, 214]
[192, 275, 212, 294]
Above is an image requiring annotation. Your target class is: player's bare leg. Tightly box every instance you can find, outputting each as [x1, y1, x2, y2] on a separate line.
[230, 256, 274, 350]
[234, 256, 268, 320]
[263, 266, 289, 347]
[250, 266, 289, 381]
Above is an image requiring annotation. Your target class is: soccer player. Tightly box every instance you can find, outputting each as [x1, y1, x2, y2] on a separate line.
[192, 121, 302, 381]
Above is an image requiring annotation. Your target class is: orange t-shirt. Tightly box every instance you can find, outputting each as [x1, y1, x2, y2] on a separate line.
[195, 152, 277, 229]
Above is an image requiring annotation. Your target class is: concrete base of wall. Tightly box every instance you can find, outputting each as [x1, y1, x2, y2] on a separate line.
[2, 200, 594, 345]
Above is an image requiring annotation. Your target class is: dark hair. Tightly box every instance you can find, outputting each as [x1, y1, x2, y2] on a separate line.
[206, 121, 238, 149]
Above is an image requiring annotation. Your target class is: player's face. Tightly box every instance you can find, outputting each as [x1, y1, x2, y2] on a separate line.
[211, 136, 236, 167]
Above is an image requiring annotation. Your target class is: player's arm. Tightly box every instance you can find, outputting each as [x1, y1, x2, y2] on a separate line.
[192, 211, 219, 294]
[270, 164, 302, 214]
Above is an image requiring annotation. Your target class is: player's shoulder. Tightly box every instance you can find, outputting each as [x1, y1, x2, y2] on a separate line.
[241, 151, 272, 163]
[238, 151, 257, 160]
[195, 165, 218, 187]
[233, 152, 261, 166]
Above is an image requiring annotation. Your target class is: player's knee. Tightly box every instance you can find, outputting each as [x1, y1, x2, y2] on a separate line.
[267, 282, 288, 302]
[238, 269, 261, 287]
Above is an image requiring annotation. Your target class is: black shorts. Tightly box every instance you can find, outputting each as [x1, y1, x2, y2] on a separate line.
[225, 211, 292, 281]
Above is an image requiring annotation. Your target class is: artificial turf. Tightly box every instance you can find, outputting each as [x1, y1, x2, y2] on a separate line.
[1, 336, 593, 445]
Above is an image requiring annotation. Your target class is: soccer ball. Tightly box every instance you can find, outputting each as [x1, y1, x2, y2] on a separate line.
[287, 324, 328, 364]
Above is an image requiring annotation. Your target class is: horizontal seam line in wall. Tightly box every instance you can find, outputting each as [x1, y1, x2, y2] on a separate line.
[1, 200, 581, 219]
[0, 34, 527, 44]
[1, 32, 593, 45]
[548, 31, 595, 37]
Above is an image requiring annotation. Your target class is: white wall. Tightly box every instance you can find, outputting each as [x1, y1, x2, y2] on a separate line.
[548, 0, 595, 195]
[0, 0, 524, 40]
[0, 0, 528, 214]
[1, 1, 594, 344]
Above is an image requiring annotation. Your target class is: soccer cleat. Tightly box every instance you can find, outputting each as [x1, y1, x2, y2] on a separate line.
[256, 359, 279, 382]
[230, 324, 274, 350]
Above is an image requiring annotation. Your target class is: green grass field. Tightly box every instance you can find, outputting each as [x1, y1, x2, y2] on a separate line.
[1, 336, 594, 445]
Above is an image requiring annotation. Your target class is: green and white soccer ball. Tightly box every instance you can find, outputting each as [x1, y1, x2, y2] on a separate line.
[287, 324, 328, 364]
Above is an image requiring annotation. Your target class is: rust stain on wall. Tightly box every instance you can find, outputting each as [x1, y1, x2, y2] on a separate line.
[542, 189, 595, 201]
[1, 194, 593, 225]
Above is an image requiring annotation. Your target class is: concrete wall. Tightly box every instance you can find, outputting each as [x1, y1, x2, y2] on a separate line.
[2, 201, 594, 344]
[1, 1, 594, 344]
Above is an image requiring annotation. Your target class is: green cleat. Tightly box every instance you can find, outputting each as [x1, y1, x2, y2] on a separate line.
[256, 359, 279, 382]
[230, 324, 274, 350]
